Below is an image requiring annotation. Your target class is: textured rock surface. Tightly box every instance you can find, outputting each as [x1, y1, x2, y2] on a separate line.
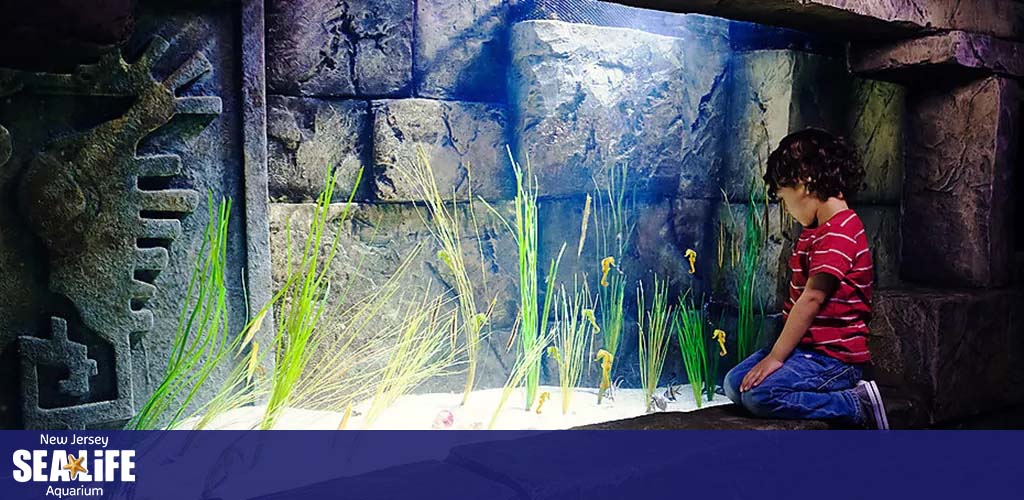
[902, 77, 1018, 288]
[856, 205, 901, 289]
[0, 6, 255, 430]
[724, 51, 904, 204]
[266, 0, 413, 97]
[724, 51, 796, 201]
[371, 99, 512, 202]
[869, 289, 1024, 423]
[415, 0, 508, 101]
[724, 50, 849, 201]
[510, 19, 729, 198]
[609, 0, 1024, 41]
[847, 79, 905, 204]
[267, 96, 369, 202]
[850, 31, 1024, 82]
[269, 202, 519, 393]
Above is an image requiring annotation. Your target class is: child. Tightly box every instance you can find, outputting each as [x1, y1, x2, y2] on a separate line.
[723, 128, 889, 430]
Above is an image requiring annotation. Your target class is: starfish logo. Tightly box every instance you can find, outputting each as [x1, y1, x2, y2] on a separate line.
[62, 454, 88, 480]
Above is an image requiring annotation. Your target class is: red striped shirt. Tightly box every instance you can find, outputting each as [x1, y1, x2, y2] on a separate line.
[782, 209, 873, 363]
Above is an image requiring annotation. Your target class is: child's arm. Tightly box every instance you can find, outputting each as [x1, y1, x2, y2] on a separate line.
[739, 273, 839, 392]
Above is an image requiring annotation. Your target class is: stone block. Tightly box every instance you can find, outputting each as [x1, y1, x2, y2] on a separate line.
[510, 19, 729, 198]
[850, 31, 1024, 83]
[266, 0, 413, 97]
[847, 79, 905, 204]
[724, 51, 905, 205]
[371, 99, 512, 202]
[515, 0, 730, 40]
[723, 50, 850, 201]
[902, 77, 1018, 287]
[855, 205, 901, 289]
[269, 201, 519, 392]
[415, 0, 509, 101]
[611, 0, 1024, 41]
[267, 96, 369, 202]
[868, 289, 1022, 423]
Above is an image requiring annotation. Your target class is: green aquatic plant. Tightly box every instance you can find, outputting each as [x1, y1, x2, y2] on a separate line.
[160, 165, 464, 430]
[719, 187, 766, 363]
[284, 241, 436, 418]
[673, 291, 708, 408]
[592, 162, 634, 403]
[128, 195, 235, 430]
[550, 280, 597, 414]
[401, 146, 492, 405]
[637, 276, 673, 413]
[484, 147, 563, 410]
[259, 167, 362, 430]
[735, 188, 765, 362]
[363, 290, 462, 427]
[488, 326, 555, 429]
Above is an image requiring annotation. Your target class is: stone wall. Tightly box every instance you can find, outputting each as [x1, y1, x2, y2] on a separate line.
[263, 0, 910, 394]
[0, 1, 270, 429]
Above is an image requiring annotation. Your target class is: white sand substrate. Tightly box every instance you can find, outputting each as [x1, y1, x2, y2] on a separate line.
[177, 384, 731, 430]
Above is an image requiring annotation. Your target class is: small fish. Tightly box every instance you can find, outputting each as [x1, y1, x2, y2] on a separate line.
[536, 391, 552, 413]
[712, 329, 727, 357]
[685, 249, 697, 275]
[600, 256, 616, 287]
[663, 384, 681, 402]
[651, 393, 668, 412]
[605, 377, 624, 402]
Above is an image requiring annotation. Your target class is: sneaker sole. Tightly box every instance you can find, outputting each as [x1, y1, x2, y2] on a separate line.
[861, 380, 889, 430]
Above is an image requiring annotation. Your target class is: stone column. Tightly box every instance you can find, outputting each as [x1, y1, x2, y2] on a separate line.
[852, 29, 1024, 424]
[902, 77, 1019, 287]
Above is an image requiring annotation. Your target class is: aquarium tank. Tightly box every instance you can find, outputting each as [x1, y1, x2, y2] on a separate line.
[0, 0, 904, 430]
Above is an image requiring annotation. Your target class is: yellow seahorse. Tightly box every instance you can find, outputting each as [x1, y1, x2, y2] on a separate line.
[596, 349, 614, 404]
[600, 256, 616, 287]
[712, 329, 727, 357]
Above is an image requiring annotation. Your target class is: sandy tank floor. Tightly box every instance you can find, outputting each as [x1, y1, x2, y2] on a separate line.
[176, 384, 731, 430]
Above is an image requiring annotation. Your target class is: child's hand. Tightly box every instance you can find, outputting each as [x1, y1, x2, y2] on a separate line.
[740, 355, 784, 392]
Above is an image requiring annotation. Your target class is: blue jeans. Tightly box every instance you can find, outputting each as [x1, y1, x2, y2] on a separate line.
[724, 347, 864, 425]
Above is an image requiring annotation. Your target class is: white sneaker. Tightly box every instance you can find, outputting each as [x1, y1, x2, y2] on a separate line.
[854, 380, 890, 430]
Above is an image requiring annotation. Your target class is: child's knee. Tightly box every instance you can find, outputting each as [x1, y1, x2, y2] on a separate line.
[740, 385, 777, 417]
[723, 366, 744, 404]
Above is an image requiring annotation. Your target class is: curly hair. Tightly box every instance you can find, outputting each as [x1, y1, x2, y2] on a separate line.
[763, 128, 865, 201]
